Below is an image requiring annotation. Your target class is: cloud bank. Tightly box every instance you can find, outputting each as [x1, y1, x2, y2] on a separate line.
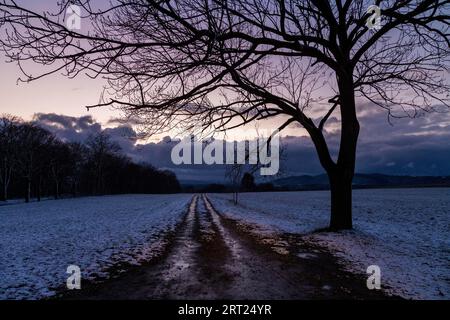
[33, 106, 450, 183]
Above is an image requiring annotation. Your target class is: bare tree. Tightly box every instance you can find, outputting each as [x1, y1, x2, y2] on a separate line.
[85, 132, 121, 195]
[0, 1, 448, 229]
[48, 140, 73, 199]
[225, 160, 246, 205]
[66, 142, 87, 197]
[0, 115, 20, 201]
[241, 172, 256, 191]
[225, 129, 285, 204]
[15, 123, 55, 202]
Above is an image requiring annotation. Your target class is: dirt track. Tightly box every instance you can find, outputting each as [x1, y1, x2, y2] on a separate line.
[61, 195, 391, 300]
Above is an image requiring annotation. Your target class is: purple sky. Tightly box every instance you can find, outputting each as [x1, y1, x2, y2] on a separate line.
[1, 0, 449, 181]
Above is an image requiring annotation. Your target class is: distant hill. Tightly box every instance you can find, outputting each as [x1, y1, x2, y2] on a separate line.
[180, 173, 450, 192]
[272, 173, 450, 190]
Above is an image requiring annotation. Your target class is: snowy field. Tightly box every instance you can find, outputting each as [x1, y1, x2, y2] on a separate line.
[210, 188, 450, 299]
[0, 194, 192, 299]
[1, 189, 448, 300]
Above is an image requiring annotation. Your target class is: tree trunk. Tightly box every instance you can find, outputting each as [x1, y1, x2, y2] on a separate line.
[25, 178, 31, 203]
[37, 176, 41, 202]
[0, 167, 9, 201]
[232, 188, 239, 205]
[0, 162, 6, 201]
[72, 181, 77, 197]
[327, 71, 359, 231]
[328, 170, 353, 230]
[1, 182, 6, 201]
[55, 180, 59, 200]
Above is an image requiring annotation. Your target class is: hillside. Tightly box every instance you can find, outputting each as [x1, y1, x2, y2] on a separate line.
[272, 173, 450, 190]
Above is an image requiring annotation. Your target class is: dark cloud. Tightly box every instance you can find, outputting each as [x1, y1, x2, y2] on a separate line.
[103, 125, 138, 155]
[354, 105, 450, 175]
[33, 107, 450, 183]
[33, 113, 101, 142]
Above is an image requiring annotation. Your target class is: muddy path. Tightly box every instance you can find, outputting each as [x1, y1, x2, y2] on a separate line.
[61, 194, 392, 300]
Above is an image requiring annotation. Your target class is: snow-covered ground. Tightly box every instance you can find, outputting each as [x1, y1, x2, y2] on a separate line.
[209, 188, 450, 299]
[0, 194, 192, 299]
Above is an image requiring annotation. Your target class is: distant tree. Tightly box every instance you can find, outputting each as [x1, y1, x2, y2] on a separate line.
[226, 160, 246, 205]
[15, 123, 55, 202]
[1, 0, 448, 229]
[158, 169, 182, 193]
[85, 132, 121, 195]
[226, 130, 284, 204]
[0, 115, 20, 201]
[241, 172, 256, 192]
[66, 142, 88, 196]
[0, 117, 180, 200]
[48, 140, 73, 199]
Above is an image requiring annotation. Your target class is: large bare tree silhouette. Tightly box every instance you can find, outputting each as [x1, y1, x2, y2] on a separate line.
[0, 0, 448, 229]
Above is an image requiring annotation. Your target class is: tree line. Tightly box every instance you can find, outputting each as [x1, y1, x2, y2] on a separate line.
[0, 115, 181, 202]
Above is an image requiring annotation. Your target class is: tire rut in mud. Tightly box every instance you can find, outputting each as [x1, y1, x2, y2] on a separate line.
[202, 194, 313, 299]
[194, 195, 234, 298]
